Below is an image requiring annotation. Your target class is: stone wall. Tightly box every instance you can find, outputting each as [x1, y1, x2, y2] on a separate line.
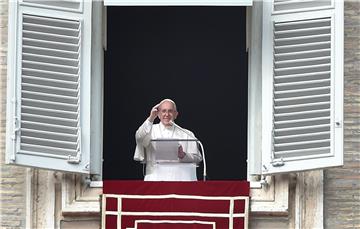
[0, 0, 27, 228]
[324, 1, 360, 229]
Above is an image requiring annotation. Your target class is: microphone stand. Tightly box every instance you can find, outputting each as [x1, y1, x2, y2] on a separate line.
[170, 121, 207, 181]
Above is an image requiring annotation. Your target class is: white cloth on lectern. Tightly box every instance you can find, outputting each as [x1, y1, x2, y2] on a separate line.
[134, 119, 202, 181]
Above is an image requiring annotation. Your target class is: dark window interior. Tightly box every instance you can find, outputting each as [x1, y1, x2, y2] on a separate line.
[104, 7, 248, 180]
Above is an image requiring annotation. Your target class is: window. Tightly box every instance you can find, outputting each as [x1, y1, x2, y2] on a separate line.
[6, 0, 343, 178]
[103, 6, 248, 180]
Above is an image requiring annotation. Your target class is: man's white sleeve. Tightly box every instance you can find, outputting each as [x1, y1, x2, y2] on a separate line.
[135, 119, 153, 147]
[180, 131, 202, 163]
[134, 119, 153, 161]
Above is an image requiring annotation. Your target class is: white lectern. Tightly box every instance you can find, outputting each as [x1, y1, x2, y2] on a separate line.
[143, 139, 201, 181]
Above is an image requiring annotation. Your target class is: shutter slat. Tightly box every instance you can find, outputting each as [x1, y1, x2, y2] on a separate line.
[23, 45, 79, 59]
[23, 53, 79, 67]
[22, 128, 78, 142]
[273, 0, 332, 13]
[274, 63, 331, 76]
[21, 136, 77, 149]
[274, 17, 330, 28]
[275, 63, 330, 72]
[22, 60, 78, 74]
[274, 124, 330, 136]
[275, 111, 330, 122]
[275, 136, 329, 145]
[22, 113, 78, 127]
[275, 114, 330, 123]
[275, 86, 330, 98]
[23, 22, 80, 36]
[274, 139, 330, 152]
[23, 14, 80, 28]
[274, 117, 330, 129]
[275, 48, 330, 57]
[22, 0, 81, 12]
[22, 74, 78, 87]
[274, 147, 330, 158]
[23, 30, 79, 44]
[275, 48, 330, 61]
[275, 96, 330, 107]
[275, 93, 330, 104]
[275, 33, 330, 46]
[275, 41, 330, 54]
[22, 98, 78, 112]
[274, 24, 330, 34]
[275, 101, 330, 114]
[22, 90, 78, 104]
[274, 80, 330, 91]
[22, 83, 78, 97]
[21, 144, 77, 157]
[275, 56, 330, 69]
[23, 68, 78, 81]
[22, 106, 78, 120]
[275, 116, 329, 125]
[22, 110, 78, 122]
[274, 71, 330, 82]
[21, 121, 78, 135]
[274, 26, 330, 39]
[22, 75, 78, 89]
[23, 38, 79, 52]
[275, 131, 330, 142]
[275, 108, 330, 120]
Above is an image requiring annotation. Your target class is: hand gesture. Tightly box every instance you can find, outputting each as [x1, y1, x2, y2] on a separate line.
[148, 103, 160, 122]
[178, 145, 186, 159]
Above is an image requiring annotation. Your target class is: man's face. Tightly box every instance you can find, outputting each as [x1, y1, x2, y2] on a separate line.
[158, 101, 178, 126]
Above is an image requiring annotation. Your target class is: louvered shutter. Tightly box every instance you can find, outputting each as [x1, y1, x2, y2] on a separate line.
[261, 0, 343, 174]
[6, 0, 92, 173]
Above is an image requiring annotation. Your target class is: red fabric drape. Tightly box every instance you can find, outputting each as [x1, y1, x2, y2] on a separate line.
[103, 181, 249, 229]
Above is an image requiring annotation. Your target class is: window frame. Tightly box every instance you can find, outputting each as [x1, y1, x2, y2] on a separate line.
[246, 1, 290, 214]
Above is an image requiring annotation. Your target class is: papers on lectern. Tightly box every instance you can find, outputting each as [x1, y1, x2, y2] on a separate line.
[153, 139, 179, 163]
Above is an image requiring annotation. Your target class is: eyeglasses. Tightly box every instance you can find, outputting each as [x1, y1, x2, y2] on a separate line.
[160, 109, 175, 114]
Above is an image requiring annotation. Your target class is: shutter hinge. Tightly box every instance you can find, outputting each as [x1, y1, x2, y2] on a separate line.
[10, 115, 20, 162]
[11, 127, 20, 141]
[84, 163, 90, 172]
[335, 120, 342, 128]
[271, 157, 285, 167]
[67, 150, 81, 164]
[11, 115, 20, 141]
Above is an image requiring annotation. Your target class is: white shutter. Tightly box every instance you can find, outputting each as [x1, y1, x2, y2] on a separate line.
[261, 0, 343, 174]
[6, 0, 92, 173]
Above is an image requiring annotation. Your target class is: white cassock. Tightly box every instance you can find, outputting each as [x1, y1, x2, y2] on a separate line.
[134, 119, 202, 181]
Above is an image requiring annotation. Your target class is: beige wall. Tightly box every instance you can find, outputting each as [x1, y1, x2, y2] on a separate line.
[324, 1, 360, 229]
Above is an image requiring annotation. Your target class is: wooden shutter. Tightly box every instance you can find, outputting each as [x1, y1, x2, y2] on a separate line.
[261, 0, 343, 174]
[6, 0, 92, 173]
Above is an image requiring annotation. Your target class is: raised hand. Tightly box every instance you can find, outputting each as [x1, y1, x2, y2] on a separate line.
[148, 103, 160, 122]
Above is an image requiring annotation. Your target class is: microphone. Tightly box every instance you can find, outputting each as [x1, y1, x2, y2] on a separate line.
[170, 121, 207, 181]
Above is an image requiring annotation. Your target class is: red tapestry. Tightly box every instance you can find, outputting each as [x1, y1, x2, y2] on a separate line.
[102, 181, 250, 229]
